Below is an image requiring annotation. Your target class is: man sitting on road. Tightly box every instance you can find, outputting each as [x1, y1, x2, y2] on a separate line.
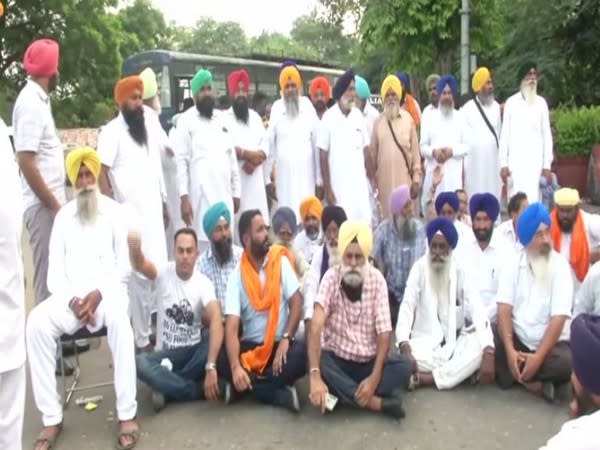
[308, 221, 410, 418]
[26, 148, 139, 450]
[294, 195, 324, 264]
[272, 206, 310, 281]
[129, 228, 225, 412]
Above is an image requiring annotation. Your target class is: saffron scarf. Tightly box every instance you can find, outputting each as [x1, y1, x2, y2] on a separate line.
[551, 209, 590, 282]
[240, 245, 292, 374]
[404, 94, 421, 127]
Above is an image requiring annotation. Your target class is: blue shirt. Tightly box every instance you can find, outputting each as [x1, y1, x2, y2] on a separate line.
[225, 253, 300, 343]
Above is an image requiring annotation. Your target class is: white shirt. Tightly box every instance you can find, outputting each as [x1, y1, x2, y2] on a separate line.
[461, 97, 502, 200]
[47, 195, 131, 307]
[497, 251, 573, 350]
[174, 108, 241, 242]
[499, 92, 553, 202]
[420, 108, 468, 199]
[495, 219, 524, 259]
[362, 102, 380, 138]
[539, 411, 600, 450]
[317, 104, 372, 224]
[154, 262, 216, 350]
[97, 113, 168, 267]
[12, 80, 66, 210]
[0, 118, 25, 372]
[573, 261, 600, 316]
[294, 229, 323, 264]
[302, 244, 327, 321]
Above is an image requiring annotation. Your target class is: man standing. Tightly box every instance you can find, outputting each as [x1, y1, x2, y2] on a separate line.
[294, 196, 324, 264]
[495, 203, 573, 401]
[308, 221, 410, 418]
[422, 73, 440, 120]
[265, 63, 321, 216]
[354, 75, 379, 137]
[462, 67, 502, 201]
[371, 75, 421, 220]
[396, 71, 421, 127]
[319, 69, 372, 224]
[0, 117, 26, 450]
[27, 148, 139, 450]
[98, 76, 168, 352]
[174, 68, 241, 251]
[309, 76, 332, 120]
[551, 188, 600, 293]
[396, 217, 495, 390]
[500, 62, 553, 202]
[420, 75, 468, 204]
[224, 69, 269, 225]
[224, 210, 306, 412]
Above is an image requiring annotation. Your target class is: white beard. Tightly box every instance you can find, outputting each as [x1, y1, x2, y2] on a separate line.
[428, 253, 451, 296]
[76, 185, 100, 225]
[341, 263, 366, 287]
[521, 81, 537, 105]
[478, 93, 494, 106]
[327, 243, 341, 268]
[439, 102, 454, 117]
[284, 95, 299, 118]
[529, 254, 550, 287]
[384, 102, 400, 121]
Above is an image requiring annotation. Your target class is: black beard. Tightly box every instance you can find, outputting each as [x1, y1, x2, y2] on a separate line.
[474, 227, 493, 243]
[250, 237, 270, 260]
[341, 279, 362, 303]
[48, 74, 59, 93]
[314, 100, 327, 113]
[232, 97, 249, 123]
[196, 96, 215, 119]
[558, 219, 574, 233]
[212, 237, 233, 265]
[122, 107, 147, 146]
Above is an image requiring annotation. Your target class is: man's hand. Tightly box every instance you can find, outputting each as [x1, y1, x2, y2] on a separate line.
[441, 147, 453, 162]
[232, 365, 252, 393]
[500, 167, 511, 184]
[355, 374, 378, 407]
[233, 197, 241, 214]
[309, 372, 329, 413]
[203, 368, 220, 401]
[181, 195, 193, 227]
[77, 290, 102, 327]
[69, 297, 86, 320]
[273, 339, 290, 376]
[127, 231, 143, 259]
[542, 169, 553, 184]
[479, 347, 496, 384]
[266, 183, 277, 202]
[246, 152, 266, 167]
[325, 188, 337, 206]
[242, 161, 255, 175]
[432, 165, 444, 190]
[166, 147, 175, 158]
[519, 351, 543, 383]
[410, 182, 420, 199]
[506, 347, 523, 382]
[315, 185, 324, 200]
[432, 149, 445, 164]
[162, 202, 170, 230]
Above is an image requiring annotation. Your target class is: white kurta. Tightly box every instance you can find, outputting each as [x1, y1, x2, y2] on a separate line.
[26, 195, 137, 426]
[265, 98, 320, 220]
[396, 254, 493, 389]
[174, 108, 241, 243]
[499, 92, 553, 202]
[294, 229, 323, 264]
[495, 219, 524, 260]
[165, 124, 185, 258]
[420, 108, 468, 209]
[0, 118, 26, 450]
[539, 410, 600, 450]
[362, 102, 380, 138]
[222, 107, 269, 224]
[317, 104, 372, 224]
[461, 98, 502, 199]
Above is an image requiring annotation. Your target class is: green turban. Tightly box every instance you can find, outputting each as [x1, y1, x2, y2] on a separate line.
[191, 69, 213, 96]
[203, 202, 231, 238]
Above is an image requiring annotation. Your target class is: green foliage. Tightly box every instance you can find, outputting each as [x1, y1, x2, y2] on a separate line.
[553, 107, 600, 157]
[178, 18, 249, 56]
[117, 0, 172, 58]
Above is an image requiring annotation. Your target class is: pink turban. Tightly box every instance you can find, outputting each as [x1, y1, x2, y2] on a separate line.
[227, 70, 251, 97]
[23, 39, 60, 77]
[390, 185, 411, 216]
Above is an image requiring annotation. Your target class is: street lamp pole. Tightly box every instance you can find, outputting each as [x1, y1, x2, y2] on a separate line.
[460, 0, 471, 95]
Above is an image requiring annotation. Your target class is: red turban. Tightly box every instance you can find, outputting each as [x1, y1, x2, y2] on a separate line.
[23, 39, 60, 78]
[114, 76, 144, 108]
[227, 70, 251, 97]
[310, 76, 332, 102]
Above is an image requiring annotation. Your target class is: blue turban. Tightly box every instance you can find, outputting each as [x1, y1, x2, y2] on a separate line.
[396, 71, 411, 92]
[435, 191, 460, 215]
[354, 75, 371, 100]
[516, 202, 551, 246]
[437, 75, 458, 98]
[426, 217, 459, 249]
[333, 69, 355, 101]
[571, 314, 600, 395]
[280, 59, 297, 70]
[272, 207, 297, 234]
[202, 202, 231, 237]
[469, 193, 500, 222]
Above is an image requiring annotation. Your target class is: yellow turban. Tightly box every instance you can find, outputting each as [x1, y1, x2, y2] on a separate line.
[380, 74, 403, 100]
[65, 147, 101, 186]
[299, 196, 323, 221]
[472, 67, 491, 93]
[554, 188, 581, 207]
[279, 66, 302, 92]
[338, 221, 373, 258]
[139, 67, 158, 100]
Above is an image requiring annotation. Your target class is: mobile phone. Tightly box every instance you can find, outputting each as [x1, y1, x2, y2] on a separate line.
[325, 393, 338, 412]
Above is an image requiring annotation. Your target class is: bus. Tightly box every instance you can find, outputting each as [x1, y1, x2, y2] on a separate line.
[122, 50, 345, 129]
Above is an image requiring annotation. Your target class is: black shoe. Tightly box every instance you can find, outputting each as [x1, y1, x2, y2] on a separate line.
[273, 385, 301, 413]
[382, 394, 405, 419]
[543, 382, 555, 403]
[55, 358, 74, 376]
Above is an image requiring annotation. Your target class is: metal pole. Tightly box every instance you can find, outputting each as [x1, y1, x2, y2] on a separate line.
[460, 0, 471, 95]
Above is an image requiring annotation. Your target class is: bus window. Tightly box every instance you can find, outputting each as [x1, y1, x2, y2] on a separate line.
[159, 65, 171, 109]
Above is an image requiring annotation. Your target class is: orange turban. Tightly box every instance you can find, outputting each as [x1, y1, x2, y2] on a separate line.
[310, 76, 332, 102]
[299, 196, 323, 221]
[227, 69, 250, 97]
[279, 66, 302, 92]
[114, 76, 143, 108]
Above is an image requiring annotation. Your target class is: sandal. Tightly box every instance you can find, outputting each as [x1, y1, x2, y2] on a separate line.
[34, 424, 62, 450]
[116, 421, 140, 450]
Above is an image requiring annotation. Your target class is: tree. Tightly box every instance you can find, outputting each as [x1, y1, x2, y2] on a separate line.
[117, 0, 172, 59]
[179, 18, 249, 56]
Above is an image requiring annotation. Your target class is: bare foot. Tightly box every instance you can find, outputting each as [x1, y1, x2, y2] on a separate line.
[569, 398, 579, 418]
[34, 424, 62, 450]
[418, 372, 435, 387]
[117, 419, 139, 449]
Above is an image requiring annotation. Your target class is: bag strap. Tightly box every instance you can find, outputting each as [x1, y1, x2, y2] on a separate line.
[474, 97, 499, 147]
[386, 119, 413, 179]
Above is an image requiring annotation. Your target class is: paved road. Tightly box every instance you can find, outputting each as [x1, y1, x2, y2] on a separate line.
[19, 231, 570, 450]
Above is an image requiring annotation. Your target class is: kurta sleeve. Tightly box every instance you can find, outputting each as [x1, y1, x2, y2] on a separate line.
[46, 210, 75, 303]
[174, 117, 192, 197]
[310, 110, 323, 187]
[450, 111, 469, 158]
[112, 203, 132, 292]
[462, 266, 494, 349]
[499, 100, 511, 168]
[419, 112, 434, 159]
[229, 143, 241, 198]
[96, 124, 118, 168]
[540, 99, 553, 171]
[395, 260, 421, 343]
[264, 120, 277, 186]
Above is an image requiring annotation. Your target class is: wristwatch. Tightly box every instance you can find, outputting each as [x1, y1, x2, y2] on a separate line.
[205, 362, 216, 372]
[282, 332, 295, 342]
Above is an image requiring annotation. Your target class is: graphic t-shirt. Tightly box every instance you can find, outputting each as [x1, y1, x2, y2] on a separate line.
[155, 262, 216, 349]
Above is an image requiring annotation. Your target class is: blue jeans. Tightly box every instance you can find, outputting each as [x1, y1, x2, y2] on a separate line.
[320, 351, 412, 406]
[136, 339, 209, 402]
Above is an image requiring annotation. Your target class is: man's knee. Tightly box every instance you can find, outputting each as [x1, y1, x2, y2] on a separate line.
[26, 302, 53, 340]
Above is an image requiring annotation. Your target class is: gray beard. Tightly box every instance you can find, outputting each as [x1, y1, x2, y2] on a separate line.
[521, 81, 537, 105]
[384, 102, 400, 121]
[529, 254, 550, 287]
[478, 93, 494, 106]
[428, 253, 451, 295]
[76, 186, 99, 225]
[284, 95, 299, 118]
[440, 103, 454, 117]
[395, 216, 416, 240]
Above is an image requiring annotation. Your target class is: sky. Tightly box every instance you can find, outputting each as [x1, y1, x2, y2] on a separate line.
[153, 0, 320, 37]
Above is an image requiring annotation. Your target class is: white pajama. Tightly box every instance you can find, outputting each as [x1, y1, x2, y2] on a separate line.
[26, 294, 137, 426]
[128, 275, 154, 349]
[0, 365, 26, 450]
